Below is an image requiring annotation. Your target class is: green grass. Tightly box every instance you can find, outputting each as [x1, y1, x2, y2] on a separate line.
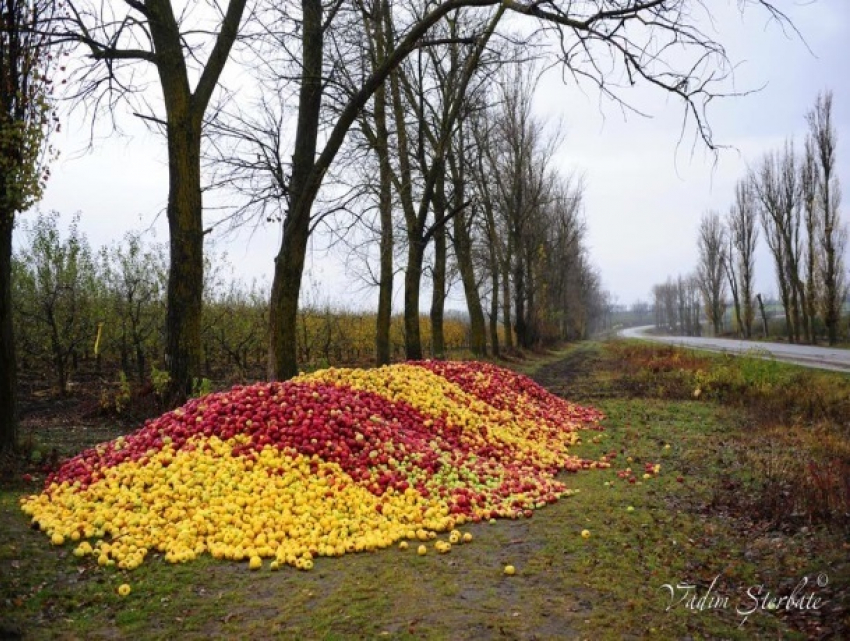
[2, 342, 847, 639]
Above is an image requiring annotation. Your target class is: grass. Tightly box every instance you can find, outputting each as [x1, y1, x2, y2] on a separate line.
[2, 342, 848, 639]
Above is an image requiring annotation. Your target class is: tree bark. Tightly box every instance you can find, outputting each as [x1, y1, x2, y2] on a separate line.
[430, 173, 447, 359]
[483, 200, 500, 357]
[757, 293, 769, 338]
[404, 239, 425, 360]
[513, 241, 528, 348]
[163, 119, 204, 400]
[501, 237, 513, 351]
[147, 0, 248, 402]
[372, 0, 393, 367]
[268, 0, 323, 380]
[453, 207, 487, 355]
[375, 131, 394, 365]
[0, 214, 17, 453]
[489, 264, 500, 357]
[724, 239, 743, 337]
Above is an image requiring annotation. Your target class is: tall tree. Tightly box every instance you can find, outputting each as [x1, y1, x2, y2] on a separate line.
[807, 90, 846, 345]
[696, 211, 727, 336]
[727, 180, 758, 338]
[370, 0, 395, 366]
[62, 0, 249, 403]
[800, 134, 819, 343]
[1, 0, 58, 453]
[752, 144, 803, 343]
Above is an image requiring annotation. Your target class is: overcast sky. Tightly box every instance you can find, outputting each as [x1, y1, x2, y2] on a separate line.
[32, 0, 850, 312]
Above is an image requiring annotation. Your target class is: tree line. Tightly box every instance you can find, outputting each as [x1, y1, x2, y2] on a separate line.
[11, 212, 476, 394]
[652, 91, 847, 342]
[1, 0, 799, 453]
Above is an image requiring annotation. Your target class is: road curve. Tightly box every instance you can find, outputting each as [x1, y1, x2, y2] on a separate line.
[618, 325, 850, 374]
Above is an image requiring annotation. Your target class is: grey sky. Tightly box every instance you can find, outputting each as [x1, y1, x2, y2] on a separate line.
[34, 0, 850, 311]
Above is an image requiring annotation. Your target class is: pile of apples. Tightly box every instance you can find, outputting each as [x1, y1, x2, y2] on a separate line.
[21, 361, 607, 570]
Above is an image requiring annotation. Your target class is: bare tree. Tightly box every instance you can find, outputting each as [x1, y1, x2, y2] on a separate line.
[752, 144, 803, 343]
[59, 0, 250, 402]
[807, 90, 846, 345]
[653, 278, 677, 333]
[727, 179, 758, 338]
[800, 134, 819, 342]
[696, 211, 727, 335]
[661, 273, 701, 337]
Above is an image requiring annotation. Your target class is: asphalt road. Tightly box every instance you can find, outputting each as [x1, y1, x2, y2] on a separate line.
[619, 325, 850, 374]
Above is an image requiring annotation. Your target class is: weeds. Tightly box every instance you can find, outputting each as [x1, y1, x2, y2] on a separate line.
[608, 340, 850, 531]
[99, 370, 132, 415]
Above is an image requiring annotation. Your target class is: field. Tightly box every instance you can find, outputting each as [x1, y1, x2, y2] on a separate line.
[1, 342, 848, 640]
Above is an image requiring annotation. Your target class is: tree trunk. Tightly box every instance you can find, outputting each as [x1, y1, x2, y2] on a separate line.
[501, 240, 513, 351]
[374, 57, 393, 366]
[804, 235, 817, 344]
[524, 244, 538, 346]
[799, 275, 811, 344]
[514, 247, 528, 348]
[370, 0, 393, 367]
[757, 293, 770, 338]
[778, 279, 793, 342]
[824, 238, 839, 345]
[822, 182, 840, 345]
[725, 247, 743, 338]
[453, 208, 487, 356]
[404, 239, 425, 360]
[0, 214, 17, 453]
[449, 130, 486, 356]
[147, 0, 248, 402]
[742, 269, 754, 339]
[135, 343, 146, 384]
[387, 51, 421, 362]
[484, 207, 500, 357]
[164, 119, 204, 402]
[430, 176, 446, 359]
[489, 266, 500, 357]
[268, 0, 323, 380]
[787, 263, 802, 343]
[46, 308, 67, 395]
[375, 185, 393, 366]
